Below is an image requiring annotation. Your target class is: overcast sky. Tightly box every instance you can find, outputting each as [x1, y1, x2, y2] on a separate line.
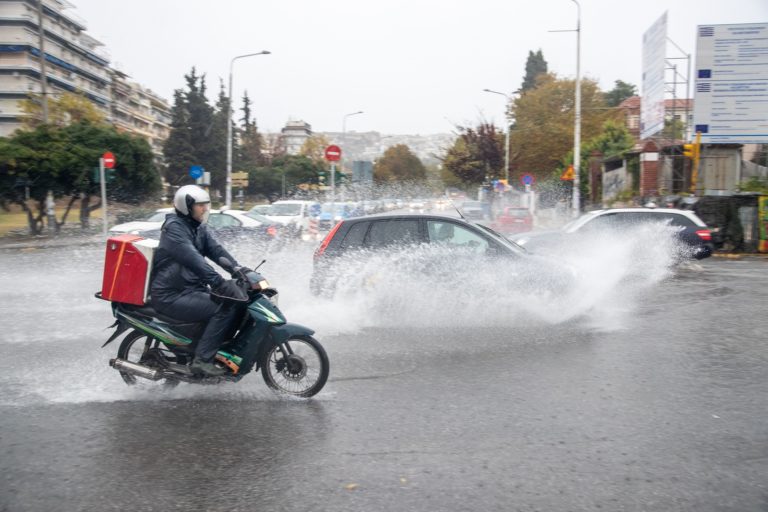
[72, 0, 767, 135]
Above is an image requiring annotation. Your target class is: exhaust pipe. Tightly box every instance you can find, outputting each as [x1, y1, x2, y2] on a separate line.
[110, 358, 163, 381]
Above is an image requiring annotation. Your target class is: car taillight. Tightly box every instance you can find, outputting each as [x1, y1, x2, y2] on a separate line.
[314, 221, 343, 260]
[695, 229, 712, 241]
[267, 226, 277, 237]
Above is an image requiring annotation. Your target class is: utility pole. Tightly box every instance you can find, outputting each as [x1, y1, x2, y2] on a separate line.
[572, 0, 582, 218]
[36, 0, 48, 122]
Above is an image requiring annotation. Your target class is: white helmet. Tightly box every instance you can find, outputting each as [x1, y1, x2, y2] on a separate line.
[174, 185, 210, 216]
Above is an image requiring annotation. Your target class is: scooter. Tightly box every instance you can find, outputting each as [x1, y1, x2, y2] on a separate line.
[96, 259, 329, 397]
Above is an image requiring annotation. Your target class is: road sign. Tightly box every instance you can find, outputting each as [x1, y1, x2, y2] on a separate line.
[521, 173, 535, 186]
[102, 152, 116, 169]
[324, 145, 341, 162]
[189, 165, 204, 179]
[560, 165, 574, 181]
[232, 171, 249, 188]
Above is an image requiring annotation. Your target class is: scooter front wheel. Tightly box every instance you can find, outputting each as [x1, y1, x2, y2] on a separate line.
[261, 335, 329, 397]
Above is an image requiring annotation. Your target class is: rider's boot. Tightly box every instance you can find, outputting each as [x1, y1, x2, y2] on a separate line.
[190, 358, 227, 377]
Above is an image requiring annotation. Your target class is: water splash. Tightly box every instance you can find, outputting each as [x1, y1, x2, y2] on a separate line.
[0, 222, 684, 405]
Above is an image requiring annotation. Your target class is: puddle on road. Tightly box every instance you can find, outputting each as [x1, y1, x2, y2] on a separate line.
[0, 224, 684, 405]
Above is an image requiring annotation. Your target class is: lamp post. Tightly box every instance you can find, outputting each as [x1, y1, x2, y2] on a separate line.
[550, 1, 581, 216]
[225, 50, 270, 209]
[482, 89, 514, 184]
[572, 0, 582, 217]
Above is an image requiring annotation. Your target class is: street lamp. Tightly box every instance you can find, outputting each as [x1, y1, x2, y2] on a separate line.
[483, 89, 514, 184]
[225, 50, 270, 209]
[571, 0, 582, 218]
[550, 0, 581, 217]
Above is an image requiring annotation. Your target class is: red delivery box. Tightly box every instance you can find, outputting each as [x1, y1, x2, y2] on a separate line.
[101, 234, 158, 305]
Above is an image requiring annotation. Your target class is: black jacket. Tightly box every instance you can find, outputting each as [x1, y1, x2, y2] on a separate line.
[150, 213, 238, 305]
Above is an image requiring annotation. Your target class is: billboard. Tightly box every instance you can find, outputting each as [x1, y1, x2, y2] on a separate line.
[641, 12, 668, 140]
[693, 23, 768, 144]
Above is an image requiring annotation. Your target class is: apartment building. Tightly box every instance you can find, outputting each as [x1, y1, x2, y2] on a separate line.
[0, 0, 170, 160]
[110, 69, 170, 160]
[0, 0, 111, 136]
[280, 120, 312, 155]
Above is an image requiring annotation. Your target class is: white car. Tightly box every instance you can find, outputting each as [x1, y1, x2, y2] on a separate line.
[264, 200, 321, 236]
[109, 208, 173, 235]
[248, 204, 271, 216]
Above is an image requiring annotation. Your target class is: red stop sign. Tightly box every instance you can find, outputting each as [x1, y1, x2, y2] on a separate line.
[102, 152, 116, 169]
[324, 145, 341, 162]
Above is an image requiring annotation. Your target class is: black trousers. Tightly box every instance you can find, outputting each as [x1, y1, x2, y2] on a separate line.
[154, 291, 243, 362]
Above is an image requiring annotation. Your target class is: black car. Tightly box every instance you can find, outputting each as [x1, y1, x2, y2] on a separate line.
[310, 213, 573, 296]
[510, 208, 713, 260]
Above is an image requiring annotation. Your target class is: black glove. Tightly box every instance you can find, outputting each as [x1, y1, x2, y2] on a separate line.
[210, 279, 248, 303]
[233, 266, 253, 280]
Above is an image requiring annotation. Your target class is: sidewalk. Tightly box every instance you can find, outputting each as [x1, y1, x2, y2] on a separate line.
[0, 229, 105, 251]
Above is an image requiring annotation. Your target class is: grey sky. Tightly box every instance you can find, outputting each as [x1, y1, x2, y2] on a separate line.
[73, 0, 767, 135]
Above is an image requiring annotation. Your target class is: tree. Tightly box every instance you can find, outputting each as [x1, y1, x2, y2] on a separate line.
[661, 117, 685, 140]
[247, 155, 325, 200]
[207, 80, 230, 192]
[19, 91, 107, 129]
[163, 89, 196, 185]
[441, 123, 504, 185]
[373, 144, 427, 183]
[604, 80, 637, 107]
[520, 49, 548, 92]
[509, 73, 617, 181]
[300, 134, 332, 163]
[0, 122, 159, 234]
[162, 68, 225, 195]
[237, 91, 265, 170]
[582, 120, 635, 160]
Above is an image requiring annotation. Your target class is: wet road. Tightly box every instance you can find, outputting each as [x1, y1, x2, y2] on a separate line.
[1, 240, 767, 511]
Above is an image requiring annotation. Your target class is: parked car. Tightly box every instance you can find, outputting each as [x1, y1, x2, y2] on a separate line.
[317, 202, 355, 231]
[108, 208, 173, 235]
[248, 204, 271, 216]
[264, 200, 321, 237]
[510, 208, 713, 260]
[460, 201, 489, 221]
[310, 213, 574, 296]
[490, 207, 534, 235]
[136, 209, 283, 244]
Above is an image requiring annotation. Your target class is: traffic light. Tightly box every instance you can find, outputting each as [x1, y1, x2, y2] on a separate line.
[682, 143, 696, 159]
[92, 167, 116, 183]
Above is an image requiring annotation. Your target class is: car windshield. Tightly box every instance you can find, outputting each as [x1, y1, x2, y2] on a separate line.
[243, 211, 271, 223]
[474, 223, 528, 254]
[269, 204, 302, 216]
[506, 209, 529, 217]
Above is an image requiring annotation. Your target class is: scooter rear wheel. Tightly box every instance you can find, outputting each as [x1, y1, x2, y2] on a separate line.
[261, 335, 329, 397]
[117, 330, 179, 388]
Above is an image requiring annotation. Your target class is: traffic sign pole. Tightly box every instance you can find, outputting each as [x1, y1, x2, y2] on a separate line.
[330, 162, 336, 222]
[99, 152, 115, 237]
[99, 157, 108, 237]
[324, 145, 342, 227]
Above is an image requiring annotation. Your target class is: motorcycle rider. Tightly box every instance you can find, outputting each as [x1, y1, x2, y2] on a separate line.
[150, 185, 247, 377]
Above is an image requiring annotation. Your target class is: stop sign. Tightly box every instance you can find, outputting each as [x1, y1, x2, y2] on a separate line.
[324, 145, 341, 162]
[102, 152, 116, 169]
